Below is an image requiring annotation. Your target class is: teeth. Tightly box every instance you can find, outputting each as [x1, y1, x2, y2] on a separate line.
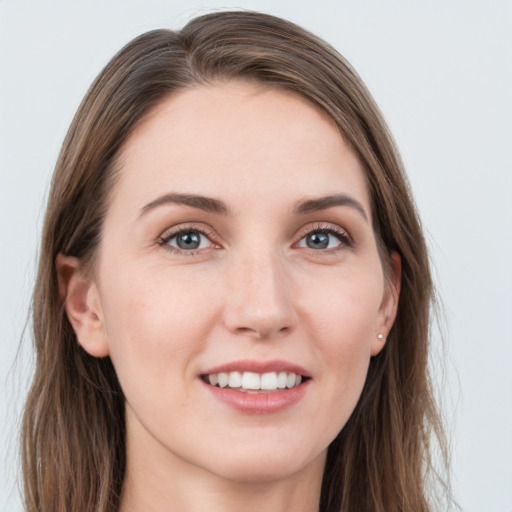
[286, 373, 296, 388]
[228, 371, 242, 388]
[217, 372, 229, 388]
[277, 371, 288, 389]
[206, 371, 304, 391]
[261, 372, 278, 390]
[241, 372, 260, 390]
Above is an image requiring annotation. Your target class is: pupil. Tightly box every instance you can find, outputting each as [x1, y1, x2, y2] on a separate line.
[307, 232, 329, 249]
[177, 232, 200, 249]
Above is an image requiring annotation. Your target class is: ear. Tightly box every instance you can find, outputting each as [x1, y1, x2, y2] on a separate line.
[56, 253, 110, 358]
[371, 251, 401, 356]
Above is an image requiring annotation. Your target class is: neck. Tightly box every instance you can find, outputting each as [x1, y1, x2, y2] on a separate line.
[120, 465, 324, 512]
[118, 412, 325, 512]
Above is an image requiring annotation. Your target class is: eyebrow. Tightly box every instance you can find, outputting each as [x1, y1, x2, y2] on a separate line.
[292, 194, 368, 221]
[139, 192, 368, 222]
[140, 193, 230, 217]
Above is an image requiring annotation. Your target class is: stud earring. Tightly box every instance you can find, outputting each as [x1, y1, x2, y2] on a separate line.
[377, 333, 385, 340]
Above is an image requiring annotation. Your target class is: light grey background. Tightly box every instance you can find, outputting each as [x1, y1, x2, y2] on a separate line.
[1, 1, 511, 510]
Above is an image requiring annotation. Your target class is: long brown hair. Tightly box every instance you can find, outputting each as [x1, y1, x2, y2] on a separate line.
[21, 10, 449, 512]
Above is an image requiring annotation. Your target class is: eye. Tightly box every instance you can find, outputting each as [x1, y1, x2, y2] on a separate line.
[297, 226, 351, 251]
[159, 227, 215, 254]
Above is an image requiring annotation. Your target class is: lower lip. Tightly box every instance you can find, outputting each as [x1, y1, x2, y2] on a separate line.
[201, 380, 310, 414]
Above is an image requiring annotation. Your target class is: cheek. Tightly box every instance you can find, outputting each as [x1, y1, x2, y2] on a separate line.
[304, 266, 383, 350]
[98, 265, 219, 396]
[301, 269, 383, 424]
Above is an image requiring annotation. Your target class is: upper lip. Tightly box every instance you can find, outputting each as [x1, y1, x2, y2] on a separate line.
[202, 359, 311, 378]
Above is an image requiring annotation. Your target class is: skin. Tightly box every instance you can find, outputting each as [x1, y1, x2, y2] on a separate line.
[59, 81, 399, 512]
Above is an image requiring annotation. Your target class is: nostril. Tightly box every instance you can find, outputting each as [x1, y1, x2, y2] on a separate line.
[236, 327, 257, 335]
[233, 324, 292, 340]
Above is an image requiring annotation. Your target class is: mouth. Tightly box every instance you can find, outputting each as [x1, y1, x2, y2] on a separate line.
[200, 361, 311, 413]
[201, 370, 308, 393]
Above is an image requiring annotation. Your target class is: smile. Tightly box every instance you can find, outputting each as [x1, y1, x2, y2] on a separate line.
[200, 360, 311, 413]
[202, 371, 303, 393]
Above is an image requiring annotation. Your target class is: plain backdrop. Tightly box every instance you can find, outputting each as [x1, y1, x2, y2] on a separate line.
[1, 1, 511, 511]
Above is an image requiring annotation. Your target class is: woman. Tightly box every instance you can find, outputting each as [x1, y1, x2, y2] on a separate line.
[21, 10, 449, 512]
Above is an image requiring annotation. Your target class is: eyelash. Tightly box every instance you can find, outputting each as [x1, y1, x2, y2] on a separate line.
[158, 225, 218, 256]
[157, 223, 353, 256]
[297, 223, 353, 253]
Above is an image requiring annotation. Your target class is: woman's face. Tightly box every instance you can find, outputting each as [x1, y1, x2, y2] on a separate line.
[82, 81, 398, 483]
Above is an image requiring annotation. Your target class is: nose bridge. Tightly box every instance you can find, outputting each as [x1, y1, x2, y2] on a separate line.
[223, 245, 296, 339]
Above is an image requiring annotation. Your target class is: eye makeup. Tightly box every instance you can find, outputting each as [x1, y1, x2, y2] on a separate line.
[157, 220, 354, 257]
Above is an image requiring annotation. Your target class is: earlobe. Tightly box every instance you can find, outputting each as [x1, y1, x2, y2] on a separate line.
[371, 251, 401, 356]
[56, 253, 110, 358]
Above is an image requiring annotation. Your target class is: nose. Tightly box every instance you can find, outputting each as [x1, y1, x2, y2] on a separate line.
[222, 250, 297, 340]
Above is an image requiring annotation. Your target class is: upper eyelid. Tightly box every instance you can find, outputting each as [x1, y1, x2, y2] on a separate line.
[159, 223, 218, 241]
[159, 221, 348, 236]
[295, 222, 351, 239]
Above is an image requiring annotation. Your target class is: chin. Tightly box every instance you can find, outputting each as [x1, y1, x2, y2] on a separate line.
[199, 439, 326, 484]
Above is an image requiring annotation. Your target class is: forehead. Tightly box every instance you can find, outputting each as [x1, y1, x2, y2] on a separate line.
[112, 81, 370, 216]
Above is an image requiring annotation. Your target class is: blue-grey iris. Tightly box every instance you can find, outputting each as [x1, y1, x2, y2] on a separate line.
[306, 232, 329, 249]
[176, 232, 201, 250]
